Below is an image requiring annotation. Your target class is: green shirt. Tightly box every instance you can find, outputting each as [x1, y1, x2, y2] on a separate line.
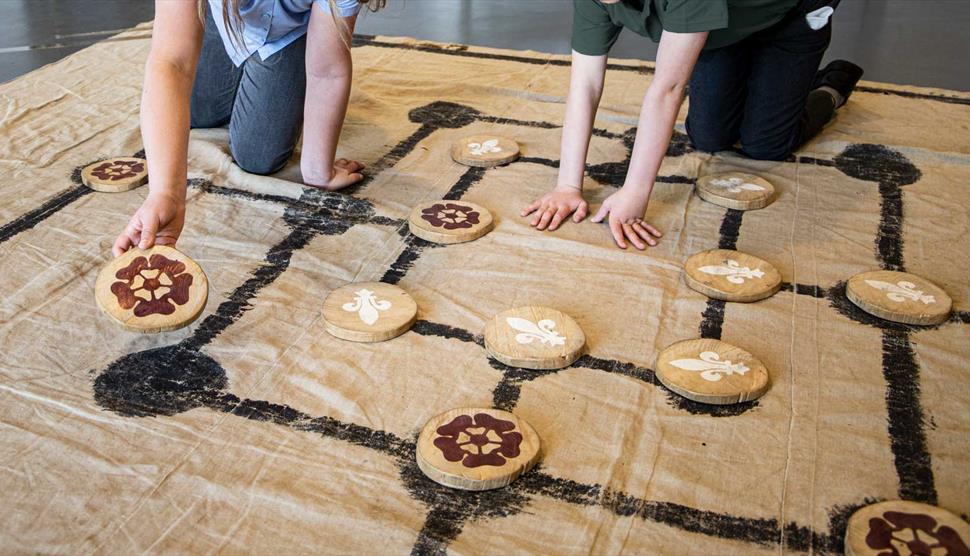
[571, 0, 799, 55]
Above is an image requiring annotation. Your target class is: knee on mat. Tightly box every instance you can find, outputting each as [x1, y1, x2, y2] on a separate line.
[741, 143, 793, 161]
[686, 128, 736, 154]
[230, 143, 293, 176]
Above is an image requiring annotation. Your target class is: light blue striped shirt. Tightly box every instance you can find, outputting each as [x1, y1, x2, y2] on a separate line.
[208, 0, 362, 66]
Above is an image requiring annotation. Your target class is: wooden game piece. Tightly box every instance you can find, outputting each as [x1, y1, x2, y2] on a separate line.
[416, 407, 541, 491]
[408, 201, 494, 244]
[451, 135, 520, 167]
[846, 270, 952, 325]
[94, 245, 208, 333]
[844, 500, 970, 556]
[483, 306, 585, 370]
[696, 172, 775, 210]
[81, 157, 148, 192]
[684, 249, 782, 303]
[322, 282, 417, 342]
[655, 339, 770, 405]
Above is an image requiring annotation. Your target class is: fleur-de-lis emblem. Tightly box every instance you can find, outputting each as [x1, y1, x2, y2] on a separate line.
[710, 176, 765, 194]
[341, 288, 392, 325]
[698, 259, 765, 284]
[669, 351, 749, 382]
[864, 280, 935, 304]
[468, 139, 502, 157]
[506, 317, 566, 346]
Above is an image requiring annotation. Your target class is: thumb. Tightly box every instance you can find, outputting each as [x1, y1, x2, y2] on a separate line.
[138, 216, 158, 250]
[590, 202, 609, 223]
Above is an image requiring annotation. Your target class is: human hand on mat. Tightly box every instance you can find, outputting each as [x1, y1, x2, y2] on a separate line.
[112, 191, 185, 257]
[591, 187, 662, 250]
[303, 158, 365, 191]
[521, 185, 589, 230]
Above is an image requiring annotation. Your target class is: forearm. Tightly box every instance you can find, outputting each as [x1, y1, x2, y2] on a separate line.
[557, 52, 606, 190]
[621, 83, 686, 194]
[300, 69, 352, 183]
[140, 59, 194, 202]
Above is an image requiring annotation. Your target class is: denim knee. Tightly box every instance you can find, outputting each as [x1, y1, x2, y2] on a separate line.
[740, 141, 793, 161]
[230, 141, 293, 175]
[686, 117, 737, 153]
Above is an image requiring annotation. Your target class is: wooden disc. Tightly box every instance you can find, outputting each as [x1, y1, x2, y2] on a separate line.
[655, 339, 770, 405]
[81, 157, 148, 192]
[483, 306, 585, 370]
[845, 500, 970, 556]
[696, 172, 775, 210]
[846, 270, 952, 325]
[684, 249, 782, 302]
[94, 245, 208, 333]
[450, 135, 520, 167]
[416, 407, 541, 491]
[322, 282, 417, 342]
[408, 201, 494, 244]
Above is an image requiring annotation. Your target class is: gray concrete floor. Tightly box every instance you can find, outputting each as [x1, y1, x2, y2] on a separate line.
[1, 0, 968, 91]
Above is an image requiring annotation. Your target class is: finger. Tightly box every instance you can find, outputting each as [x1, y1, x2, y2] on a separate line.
[573, 200, 589, 222]
[113, 233, 133, 257]
[643, 222, 663, 237]
[548, 206, 571, 231]
[609, 218, 627, 249]
[335, 158, 348, 166]
[536, 206, 556, 230]
[623, 224, 646, 250]
[125, 221, 142, 250]
[591, 203, 609, 223]
[154, 235, 178, 247]
[530, 202, 549, 226]
[521, 199, 542, 217]
[138, 218, 158, 250]
[633, 222, 658, 246]
[343, 160, 364, 173]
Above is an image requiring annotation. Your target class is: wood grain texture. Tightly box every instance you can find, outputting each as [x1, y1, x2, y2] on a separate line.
[81, 157, 148, 193]
[416, 407, 541, 491]
[655, 339, 770, 405]
[483, 306, 585, 370]
[94, 245, 208, 333]
[696, 172, 775, 210]
[450, 135, 520, 167]
[322, 282, 417, 342]
[408, 200, 494, 244]
[844, 500, 970, 556]
[846, 270, 952, 325]
[684, 249, 782, 302]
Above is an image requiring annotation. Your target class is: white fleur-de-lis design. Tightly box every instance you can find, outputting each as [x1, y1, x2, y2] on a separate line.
[864, 280, 936, 304]
[341, 288, 392, 325]
[468, 139, 502, 157]
[710, 176, 765, 194]
[698, 259, 765, 284]
[506, 317, 566, 347]
[669, 351, 750, 382]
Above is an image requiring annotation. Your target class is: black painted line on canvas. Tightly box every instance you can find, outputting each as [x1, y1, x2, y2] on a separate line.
[779, 282, 828, 298]
[0, 185, 90, 245]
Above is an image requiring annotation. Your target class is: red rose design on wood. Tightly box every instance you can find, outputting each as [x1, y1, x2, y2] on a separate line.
[433, 413, 523, 468]
[111, 254, 194, 317]
[866, 511, 970, 556]
[421, 203, 480, 230]
[91, 160, 145, 181]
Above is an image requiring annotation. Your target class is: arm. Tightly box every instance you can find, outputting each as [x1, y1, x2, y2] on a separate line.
[113, 1, 202, 256]
[591, 30, 707, 249]
[520, 51, 606, 230]
[300, 3, 364, 190]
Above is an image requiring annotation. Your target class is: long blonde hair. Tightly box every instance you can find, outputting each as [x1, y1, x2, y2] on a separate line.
[197, 0, 385, 50]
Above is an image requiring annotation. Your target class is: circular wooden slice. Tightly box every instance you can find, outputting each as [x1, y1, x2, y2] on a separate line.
[655, 339, 770, 405]
[846, 270, 952, 325]
[696, 172, 775, 210]
[845, 500, 970, 556]
[416, 407, 541, 491]
[81, 157, 148, 192]
[95, 245, 208, 333]
[322, 282, 417, 342]
[451, 135, 520, 167]
[408, 201, 494, 244]
[483, 306, 585, 370]
[684, 249, 782, 303]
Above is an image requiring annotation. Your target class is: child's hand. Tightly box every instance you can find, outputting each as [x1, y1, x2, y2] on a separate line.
[112, 191, 186, 257]
[303, 158, 365, 191]
[520, 185, 589, 230]
[590, 187, 663, 250]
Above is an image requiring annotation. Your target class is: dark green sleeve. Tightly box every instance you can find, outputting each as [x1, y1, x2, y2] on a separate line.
[571, 0, 622, 56]
[659, 0, 729, 34]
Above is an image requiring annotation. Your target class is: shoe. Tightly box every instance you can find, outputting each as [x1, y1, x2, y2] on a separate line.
[813, 60, 864, 108]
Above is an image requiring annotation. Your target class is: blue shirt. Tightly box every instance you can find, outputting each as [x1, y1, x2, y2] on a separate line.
[209, 0, 362, 66]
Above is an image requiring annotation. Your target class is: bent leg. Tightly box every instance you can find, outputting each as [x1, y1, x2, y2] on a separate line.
[190, 5, 243, 128]
[686, 41, 752, 153]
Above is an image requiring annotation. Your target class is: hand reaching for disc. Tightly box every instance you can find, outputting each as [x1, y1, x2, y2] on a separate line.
[113, 191, 186, 257]
[520, 185, 589, 230]
[590, 187, 663, 250]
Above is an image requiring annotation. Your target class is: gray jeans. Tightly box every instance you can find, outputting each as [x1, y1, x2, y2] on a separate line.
[190, 8, 307, 175]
